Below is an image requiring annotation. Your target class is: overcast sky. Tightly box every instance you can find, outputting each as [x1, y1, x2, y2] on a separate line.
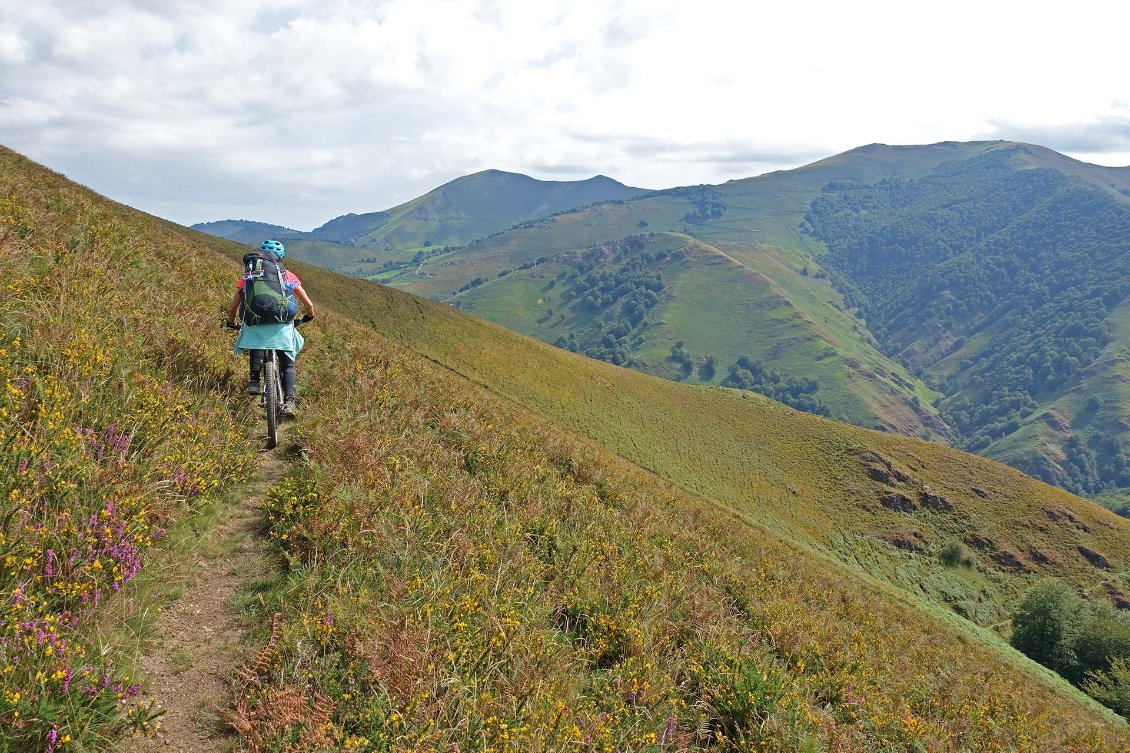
[2, 0, 1128, 230]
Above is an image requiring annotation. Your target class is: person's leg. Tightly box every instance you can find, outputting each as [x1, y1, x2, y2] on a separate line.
[279, 352, 297, 400]
[248, 349, 264, 392]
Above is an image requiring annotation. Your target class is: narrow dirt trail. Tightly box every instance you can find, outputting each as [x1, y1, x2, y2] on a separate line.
[128, 428, 289, 753]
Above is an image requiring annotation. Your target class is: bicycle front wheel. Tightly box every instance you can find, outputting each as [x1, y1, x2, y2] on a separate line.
[264, 354, 280, 449]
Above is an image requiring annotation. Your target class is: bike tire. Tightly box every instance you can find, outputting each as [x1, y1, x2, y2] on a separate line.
[264, 354, 279, 449]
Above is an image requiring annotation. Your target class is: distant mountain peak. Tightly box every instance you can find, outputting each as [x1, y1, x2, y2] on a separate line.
[298, 170, 647, 247]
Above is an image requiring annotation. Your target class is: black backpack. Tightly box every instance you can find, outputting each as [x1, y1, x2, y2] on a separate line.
[240, 252, 295, 325]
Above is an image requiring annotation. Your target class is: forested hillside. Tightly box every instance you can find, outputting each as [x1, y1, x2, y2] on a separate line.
[806, 145, 1130, 496]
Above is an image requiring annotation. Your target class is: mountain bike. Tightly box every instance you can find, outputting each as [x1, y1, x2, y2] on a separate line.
[227, 316, 311, 449]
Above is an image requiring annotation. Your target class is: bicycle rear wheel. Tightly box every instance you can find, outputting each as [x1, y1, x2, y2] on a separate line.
[264, 353, 280, 449]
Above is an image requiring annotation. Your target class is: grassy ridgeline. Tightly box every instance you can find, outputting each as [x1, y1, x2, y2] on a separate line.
[0, 149, 255, 749]
[2, 145, 1129, 750]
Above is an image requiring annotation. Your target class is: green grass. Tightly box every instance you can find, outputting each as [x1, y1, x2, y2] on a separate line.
[238, 263, 1129, 750]
[450, 230, 943, 438]
[368, 158, 952, 443]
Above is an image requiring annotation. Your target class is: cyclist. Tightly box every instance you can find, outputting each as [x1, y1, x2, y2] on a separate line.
[226, 239, 316, 417]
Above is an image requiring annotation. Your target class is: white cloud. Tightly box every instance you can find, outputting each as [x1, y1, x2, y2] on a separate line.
[0, 0, 1128, 228]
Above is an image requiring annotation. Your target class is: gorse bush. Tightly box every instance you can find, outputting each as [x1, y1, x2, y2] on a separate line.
[0, 157, 254, 750]
[1083, 658, 1130, 717]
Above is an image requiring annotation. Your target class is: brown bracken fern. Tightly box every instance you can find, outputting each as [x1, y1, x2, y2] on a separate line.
[228, 612, 337, 752]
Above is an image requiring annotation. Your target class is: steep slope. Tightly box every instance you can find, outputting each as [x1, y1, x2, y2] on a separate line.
[805, 143, 1130, 500]
[4, 145, 1129, 750]
[0, 147, 257, 750]
[289, 258, 1130, 629]
[378, 180, 948, 437]
[452, 231, 941, 433]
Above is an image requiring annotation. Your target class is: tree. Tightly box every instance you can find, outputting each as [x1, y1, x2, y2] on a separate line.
[698, 355, 717, 381]
[939, 541, 974, 567]
[1074, 604, 1130, 681]
[1010, 580, 1086, 680]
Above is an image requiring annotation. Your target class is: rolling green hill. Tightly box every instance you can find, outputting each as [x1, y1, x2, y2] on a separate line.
[195, 170, 647, 261]
[190, 218, 297, 244]
[307, 170, 646, 250]
[341, 141, 1130, 508]
[451, 231, 942, 433]
[197, 142, 1130, 507]
[4, 144, 1130, 749]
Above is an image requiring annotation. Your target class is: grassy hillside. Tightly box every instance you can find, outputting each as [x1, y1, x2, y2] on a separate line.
[5, 145, 1130, 750]
[369, 151, 1009, 440]
[451, 231, 942, 434]
[258, 294, 1129, 751]
[390, 141, 1007, 297]
[290, 260, 1130, 629]
[354, 141, 1130, 508]
[0, 148, 256, 749]
[382, 187, 943, 436]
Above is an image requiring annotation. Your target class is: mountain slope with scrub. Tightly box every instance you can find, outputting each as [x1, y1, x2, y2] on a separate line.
[5, 145, 1130, 750]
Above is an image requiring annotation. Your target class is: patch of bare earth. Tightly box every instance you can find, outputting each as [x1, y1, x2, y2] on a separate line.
[126, 431, 288, 753]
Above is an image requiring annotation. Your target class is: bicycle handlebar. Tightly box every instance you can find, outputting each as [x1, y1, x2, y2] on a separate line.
[224, 315, 313, 331]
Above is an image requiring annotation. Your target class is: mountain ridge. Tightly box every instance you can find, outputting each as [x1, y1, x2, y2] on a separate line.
[194, 168, 648, 252]
[187, 140, 1130, 506]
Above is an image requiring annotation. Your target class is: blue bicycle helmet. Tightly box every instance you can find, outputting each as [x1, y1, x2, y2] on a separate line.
[260, 239, 286, 258]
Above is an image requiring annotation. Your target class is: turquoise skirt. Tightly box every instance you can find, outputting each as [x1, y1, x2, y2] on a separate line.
[233, 322, 304, 361]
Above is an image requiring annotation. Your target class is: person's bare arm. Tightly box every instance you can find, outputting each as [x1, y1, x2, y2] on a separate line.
[295, 286, 315, 318]
[227, 291, 241, 325]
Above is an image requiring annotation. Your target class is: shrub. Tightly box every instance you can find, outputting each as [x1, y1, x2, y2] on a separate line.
[1010, 580, 1086, 681]
[939, 541, 975, 567]
[1082, 658, 1130, 717]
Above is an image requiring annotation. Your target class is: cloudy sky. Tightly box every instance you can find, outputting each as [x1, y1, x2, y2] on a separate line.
[2, 0, 1129, 229]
